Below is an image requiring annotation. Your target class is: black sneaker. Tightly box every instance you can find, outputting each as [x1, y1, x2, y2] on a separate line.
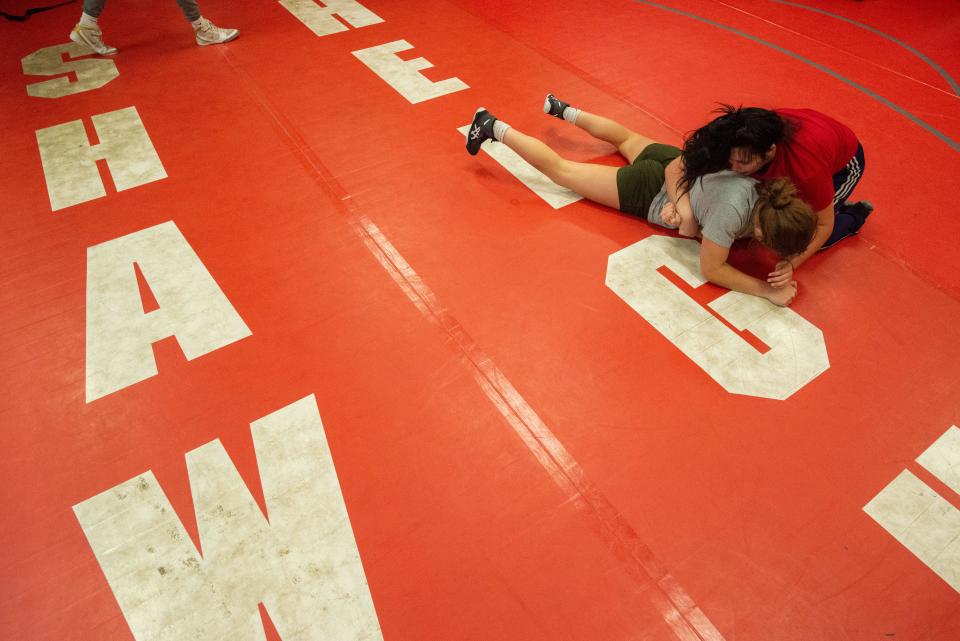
[821, 201, 875, 249]
[844, 200, 874, 229]
[543, 93, 569, 119]
[466, 108, 496, 156]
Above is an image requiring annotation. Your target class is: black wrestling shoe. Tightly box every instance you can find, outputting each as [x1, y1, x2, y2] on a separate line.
[821, 201, 875, 249]
[466, 108, 496, 156]
[845, 200, 874, 229]
[543, 93, 569, 119]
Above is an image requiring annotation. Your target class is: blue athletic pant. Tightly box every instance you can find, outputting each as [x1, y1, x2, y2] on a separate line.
[824, 143, 866, 247]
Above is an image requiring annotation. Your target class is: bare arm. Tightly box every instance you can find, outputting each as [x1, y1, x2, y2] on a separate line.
[677, 213, 700, 238]
[659, 202, 699, 237]
[700, 237, 797, 306]
[665, 156, 697, 236]
[791, 204, 833, 267]
[766, 204, 833, 286]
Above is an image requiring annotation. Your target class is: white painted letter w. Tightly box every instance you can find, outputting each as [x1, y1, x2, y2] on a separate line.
[74, 396, 382, 641]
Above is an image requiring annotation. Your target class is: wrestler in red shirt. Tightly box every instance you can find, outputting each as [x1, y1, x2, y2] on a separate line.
[669, 106, 872, 294]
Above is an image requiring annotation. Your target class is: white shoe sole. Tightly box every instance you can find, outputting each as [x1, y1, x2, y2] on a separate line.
[70, 29, 117, 56]
[196, 30, 240, 46]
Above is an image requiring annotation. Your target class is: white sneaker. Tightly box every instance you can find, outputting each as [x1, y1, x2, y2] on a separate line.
[70, 24, 118, 56]
[194, 18, 239, 46]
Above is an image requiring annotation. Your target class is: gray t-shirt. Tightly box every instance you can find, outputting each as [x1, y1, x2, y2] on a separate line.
[647, 171, 758, 247]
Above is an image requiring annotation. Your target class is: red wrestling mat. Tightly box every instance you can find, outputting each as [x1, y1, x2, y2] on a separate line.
[2, 1, 958, 640]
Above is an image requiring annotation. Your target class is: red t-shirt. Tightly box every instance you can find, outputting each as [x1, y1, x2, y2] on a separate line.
[752, 108, 859, 211]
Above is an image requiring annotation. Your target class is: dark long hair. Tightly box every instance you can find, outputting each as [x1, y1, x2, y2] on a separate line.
[679, 105, 793, 194]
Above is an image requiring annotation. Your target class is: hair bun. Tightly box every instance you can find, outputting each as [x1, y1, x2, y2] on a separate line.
[757, 177, 798, 209]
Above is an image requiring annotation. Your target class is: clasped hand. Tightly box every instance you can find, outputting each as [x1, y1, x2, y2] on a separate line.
[661, 202, 681, 227]
[767, 259, 794, 288]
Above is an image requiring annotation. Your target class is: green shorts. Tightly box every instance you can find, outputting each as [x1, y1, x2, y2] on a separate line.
[616, 143, 682, 217]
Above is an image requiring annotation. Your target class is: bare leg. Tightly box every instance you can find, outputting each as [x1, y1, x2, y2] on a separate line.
[574, 111, 658, 163]
[501, 128, 621, 210]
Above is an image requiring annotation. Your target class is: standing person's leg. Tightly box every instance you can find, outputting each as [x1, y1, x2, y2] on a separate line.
[175, 0, 201, 22]
[82, 0, 107, 18]
[466, 109, 621, 210]
[176, 0, 240, 46]
[544, 94, 657, 163]
[70, 0, 117, 55]
[822, 143, 872, 248]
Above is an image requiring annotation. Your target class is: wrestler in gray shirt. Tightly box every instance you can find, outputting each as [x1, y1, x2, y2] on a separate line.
[647, 170, 758, 247]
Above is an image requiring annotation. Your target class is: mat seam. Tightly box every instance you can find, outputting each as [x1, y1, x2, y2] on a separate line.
[218, 44, 722, 641]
